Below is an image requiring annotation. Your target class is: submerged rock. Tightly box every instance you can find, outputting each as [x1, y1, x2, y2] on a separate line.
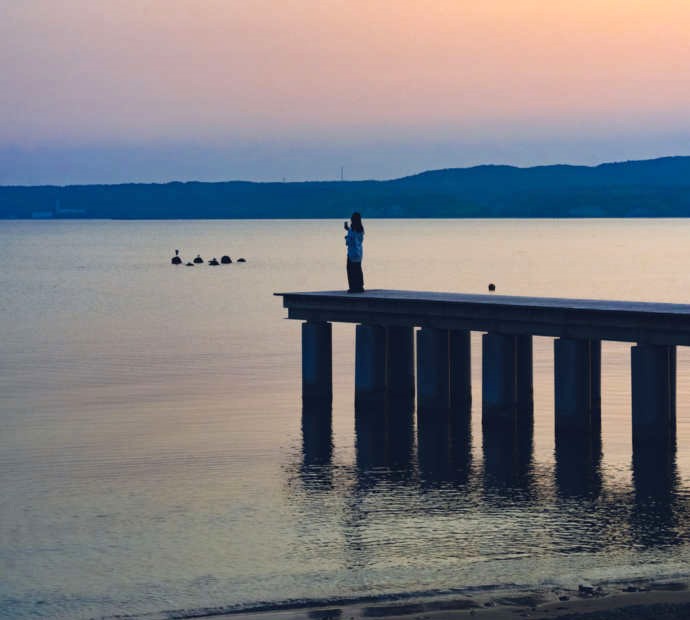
[577, 584, 604, 597]
[237, 257, 246, 263]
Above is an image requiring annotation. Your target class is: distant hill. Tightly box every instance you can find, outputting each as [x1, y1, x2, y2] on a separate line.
[2, 156, 690, 219]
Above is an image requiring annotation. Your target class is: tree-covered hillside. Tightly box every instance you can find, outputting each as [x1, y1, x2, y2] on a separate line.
[2, 156, 690, 219]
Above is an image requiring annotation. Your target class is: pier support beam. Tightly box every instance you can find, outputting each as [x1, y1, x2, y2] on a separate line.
[631, 343, 676, 444]
[516, 335, 534, 417]
[386, 325, 415, 406]
[554, 338, 601, 434]
[302, 321, 332, 407]
[417, 328, 450, 413]
[355, 325, 387, 408]
[482, 333, 515, 424]
[482, 333, 533, 425]
[449, 330, 472, 415]
[590, 340, 602, 429]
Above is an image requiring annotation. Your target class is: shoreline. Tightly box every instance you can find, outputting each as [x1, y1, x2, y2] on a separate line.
[204, 579, 690, 620]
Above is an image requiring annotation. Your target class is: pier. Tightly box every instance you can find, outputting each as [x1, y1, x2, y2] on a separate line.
[277, 289, 688, 448]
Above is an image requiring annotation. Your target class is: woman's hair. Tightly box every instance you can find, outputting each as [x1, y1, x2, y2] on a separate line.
[350, 212, 364, 233]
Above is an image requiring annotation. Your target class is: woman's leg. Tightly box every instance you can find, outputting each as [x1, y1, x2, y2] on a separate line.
[353, 261, 364, 292]
[346, 259, 355, 291]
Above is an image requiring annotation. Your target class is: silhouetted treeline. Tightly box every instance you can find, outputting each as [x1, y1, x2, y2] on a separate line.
[3, 156, 690, 219]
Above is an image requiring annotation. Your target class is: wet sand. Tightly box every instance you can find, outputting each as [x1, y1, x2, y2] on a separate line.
[217, 579, 690, 620]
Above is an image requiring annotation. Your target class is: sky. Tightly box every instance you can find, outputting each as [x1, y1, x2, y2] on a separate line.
[2, 0, 690, 185]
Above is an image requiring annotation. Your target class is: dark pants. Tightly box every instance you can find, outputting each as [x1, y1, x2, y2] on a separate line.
[347, 259, 364, 292]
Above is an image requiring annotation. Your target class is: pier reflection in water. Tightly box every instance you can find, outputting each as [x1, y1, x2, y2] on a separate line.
[355, 400, 415, 479]
[294, 400, 690, 566]
[417, 405, 472, 487]
[555, 429, 602, 500]
[482, 417, 534, 499]
[631, 436, 683, 549]
[300, 403, 334, 490]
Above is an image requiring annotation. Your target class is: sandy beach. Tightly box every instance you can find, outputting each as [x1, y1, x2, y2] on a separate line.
[221, 579, 690, 620]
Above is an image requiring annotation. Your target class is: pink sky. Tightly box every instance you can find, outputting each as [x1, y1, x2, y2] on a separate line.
[2, 1, 690, 183]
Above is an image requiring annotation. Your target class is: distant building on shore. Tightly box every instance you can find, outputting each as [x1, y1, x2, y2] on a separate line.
[31, 200, 87, 219]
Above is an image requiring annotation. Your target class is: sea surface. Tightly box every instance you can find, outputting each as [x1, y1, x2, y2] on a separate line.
[2, 218, 690, 620]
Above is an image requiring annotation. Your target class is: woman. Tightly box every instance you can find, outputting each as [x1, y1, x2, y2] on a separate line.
[344, 212, 365, 293]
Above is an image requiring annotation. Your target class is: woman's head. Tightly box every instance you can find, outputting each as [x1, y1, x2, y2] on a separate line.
[350, 212, 364, 233]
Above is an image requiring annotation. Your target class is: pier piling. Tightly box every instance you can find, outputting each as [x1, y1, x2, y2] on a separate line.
[355, 325, 387, 408]
[631, 343, 676, 443]
[482, 333, 532, 424]
[554, 338, 601, 434]
[417, 328, 451, 413]
[301, 321, 332, 408]
[386, 325, 415, 406]
[482, 333, 516, 423]
[449, 329, 472, 415]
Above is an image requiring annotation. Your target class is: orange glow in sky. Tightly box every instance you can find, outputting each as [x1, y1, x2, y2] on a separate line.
[2, 1, 690, 182]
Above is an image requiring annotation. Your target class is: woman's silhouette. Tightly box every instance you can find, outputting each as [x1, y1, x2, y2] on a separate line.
[344, 212, 365, 293]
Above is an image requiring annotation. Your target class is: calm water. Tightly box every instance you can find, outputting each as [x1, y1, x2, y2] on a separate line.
[2, 219, 690, 620]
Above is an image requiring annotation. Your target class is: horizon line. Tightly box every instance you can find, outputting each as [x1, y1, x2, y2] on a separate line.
[2, 153, 688, 189]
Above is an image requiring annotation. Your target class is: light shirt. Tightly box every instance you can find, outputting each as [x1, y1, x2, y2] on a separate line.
[345, 229, 364, 261]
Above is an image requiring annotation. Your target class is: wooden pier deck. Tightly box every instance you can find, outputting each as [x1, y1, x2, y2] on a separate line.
[277, 289, 690, 346]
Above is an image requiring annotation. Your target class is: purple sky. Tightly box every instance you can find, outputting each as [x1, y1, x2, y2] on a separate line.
[3, 1, 690, 185]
